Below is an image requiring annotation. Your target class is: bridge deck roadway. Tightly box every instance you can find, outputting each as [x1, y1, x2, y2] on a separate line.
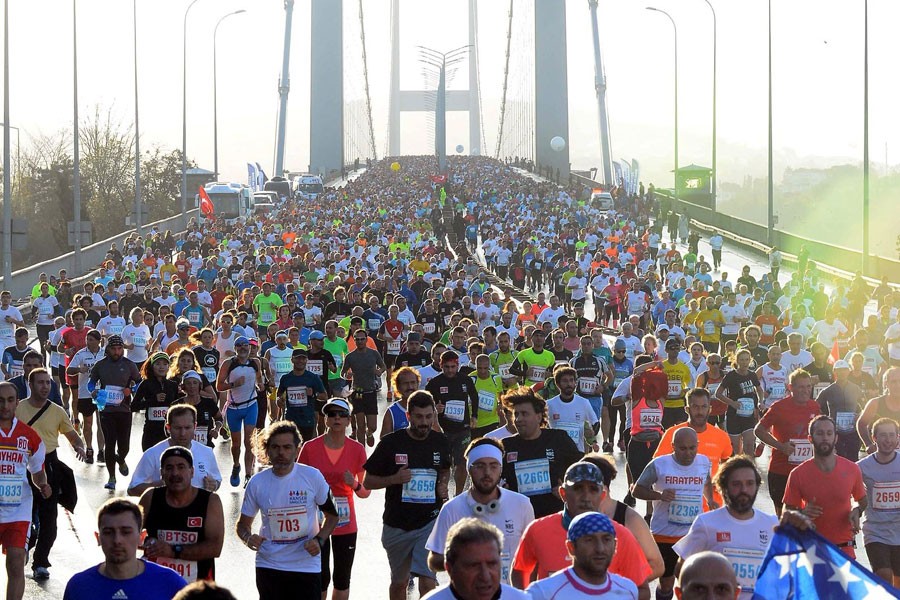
[14, 204, 876, 599]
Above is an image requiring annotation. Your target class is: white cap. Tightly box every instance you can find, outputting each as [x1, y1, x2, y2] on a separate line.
[833, 360, 851, 370]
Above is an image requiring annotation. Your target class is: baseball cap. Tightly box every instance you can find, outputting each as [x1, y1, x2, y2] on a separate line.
[656, 324, 670, 333]
[148, 352, 170, 365]
[181, 370, 202, 382]
[292, 310, 305, 318]
[291, 348, 308, 358]
[613, 339, 626, 350]
[833, 359, 851, 370]
[563, 462, 605, 488]
[308, 331, 325, 341]
[321, 398, 351, 415]
[176, 318, 191, 330]
[234, 336, 251, 346]
[665, 337, 681, 349]
[567, 511, 616, 543]
[160, 445, 193, 468]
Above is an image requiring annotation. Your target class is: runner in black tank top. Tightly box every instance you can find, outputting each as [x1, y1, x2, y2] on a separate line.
[143, 485, 216, 583]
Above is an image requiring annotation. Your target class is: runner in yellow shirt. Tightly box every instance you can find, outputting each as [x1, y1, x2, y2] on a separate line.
[696, 296, 726, 353]
[661, 338, 692, 428]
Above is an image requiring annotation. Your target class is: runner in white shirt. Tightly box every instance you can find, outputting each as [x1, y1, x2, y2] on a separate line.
[782, 333, 813, 375]
[566, 269, 588, 305]
[0, 291, 24, 352]
[96, 302, 126, 339]
[121, 307, 151, 365]
[425, 440, 534, 584]
[672, 456, 777, 599]
[525, 512, 639, 600]
[237, 421, 339, 600]
[547, 367, 600, 453]
[810, 313, 849, 350]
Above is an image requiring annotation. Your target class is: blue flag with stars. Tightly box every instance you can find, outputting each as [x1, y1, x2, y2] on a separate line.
[752, 524, 900, 599]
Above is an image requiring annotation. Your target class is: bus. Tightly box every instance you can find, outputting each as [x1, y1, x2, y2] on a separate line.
[263, 176, 292, 202]
[197, 182, 254, 223]
[292, 174, 325, 200]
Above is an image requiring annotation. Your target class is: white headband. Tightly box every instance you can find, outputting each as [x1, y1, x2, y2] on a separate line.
[466, 444, 503, 470]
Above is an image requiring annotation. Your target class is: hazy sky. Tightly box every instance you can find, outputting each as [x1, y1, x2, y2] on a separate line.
[7, 0, 899, 188]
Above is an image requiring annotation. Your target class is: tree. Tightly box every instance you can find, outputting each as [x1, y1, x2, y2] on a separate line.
[140, 146, 194, 223]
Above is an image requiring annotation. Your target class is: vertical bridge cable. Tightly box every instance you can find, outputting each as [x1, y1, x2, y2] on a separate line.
[358, 0, 377, 160]
[494, 0, 514, 158]
[472, 1, 486, 154]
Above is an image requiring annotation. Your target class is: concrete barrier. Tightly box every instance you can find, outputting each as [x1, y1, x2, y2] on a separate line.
[2, 209, 199, 301]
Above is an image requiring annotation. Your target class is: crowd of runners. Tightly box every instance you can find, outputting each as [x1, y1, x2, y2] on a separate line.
[0, 154, 897, 599]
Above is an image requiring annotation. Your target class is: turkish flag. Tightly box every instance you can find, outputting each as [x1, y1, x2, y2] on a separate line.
[430, 174, 447, 184]
[198, 186, 214, 217]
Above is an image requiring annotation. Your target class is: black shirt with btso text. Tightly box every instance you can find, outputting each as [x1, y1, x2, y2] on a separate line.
[501, 428, 582, 518]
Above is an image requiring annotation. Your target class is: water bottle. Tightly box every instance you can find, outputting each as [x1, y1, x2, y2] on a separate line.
[94, 389, 108, 411]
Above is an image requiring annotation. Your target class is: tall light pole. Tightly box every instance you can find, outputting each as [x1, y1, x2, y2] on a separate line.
[647, 7, 678, 204]
[862, 0, 869, 274]
[702, 0, 717, 211]
[133, 0, 142, 235]
[182, 0, 203, 228]
[73, 0, 82, 274]
[213, 9, 246, 180]
[2, 0, 10, 287]
[766, 0, 774, 245]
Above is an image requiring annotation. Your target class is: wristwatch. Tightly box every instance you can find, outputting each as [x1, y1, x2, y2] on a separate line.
[173, 544, 184, 559]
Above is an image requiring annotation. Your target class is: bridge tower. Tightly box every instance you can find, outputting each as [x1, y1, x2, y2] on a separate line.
[533, 0, 570, 178]
[387, 0, 483, 158]
[309, 0, 343, 177]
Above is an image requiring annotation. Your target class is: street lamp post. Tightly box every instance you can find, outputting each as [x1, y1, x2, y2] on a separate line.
[213, 9, 246, 181]
[702, 0, 717, 212]
[767, 0, 774, 245]
[133, 0, 141, 235]
[182, 0, 203, 229]
[2, 0, 10, 287]
[73, 0, 82, 274]
[862, 0, 869, 274]
[647, 7, 678, 204]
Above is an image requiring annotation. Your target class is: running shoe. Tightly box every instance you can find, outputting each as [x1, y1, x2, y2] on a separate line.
[617, 439, 626, 452]
[602, 442, 613, 453]
[118, 461, 129, 476]
[230, 466, 241, 487]
[85, 448, 94, 465]
[32, 567, 50, 581]
[366, 433, 375, 448]
[104, 478, 116, 490]
[97, 449, 106, 464]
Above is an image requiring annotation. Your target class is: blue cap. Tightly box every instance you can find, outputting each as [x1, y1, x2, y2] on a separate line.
[567, 512, 616, 543]
[308, 331, 325, 341]
[234, 336, 251, 346]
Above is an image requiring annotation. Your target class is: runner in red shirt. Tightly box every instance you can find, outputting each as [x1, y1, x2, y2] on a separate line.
[511, 462, 652, 596]
[59, 309, 91, 388]
[783, 415, 866, 558]
[754, 369, 821, 516]
[377, 305, 406, 400]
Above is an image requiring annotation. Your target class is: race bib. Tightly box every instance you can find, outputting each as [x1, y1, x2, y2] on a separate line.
[38, 304, 53, 316]
[307, 360, 324, 376]
[156, 557, 199, 584]
[477, 390, 496, 413]
[334, 354, 343, 370]
[8, 364, 23, 379]
[514, 458, 552, 496]
[149, 406, 168, 422]
[668, 380, 682, 398]
[0, 475, 23, 507]
[761, 324, 775, 336]
[423, 322, 436, 334]
[443, 315, 452, 326]
[788, 438, 813, 464]
[188, 311, 201, 324]
[105, 385, 125, 407]
[261, 311, 274, 323]
[109, 324, 124, 335]
[132, 335, 147, 347]
[193, 429, 208, 445]
[335, 496, 351, 527]
[769, 384, 786, 401]
[402, 469, 437, 503]
[202, 367, 216, 382]
[703, 321, 715, 335]
[0, 324, 12, 338]
[812, 383, 829, 399]
[639, 408, 663, 429]
[387, 340, 401, 355]
[286, 387, 308, 407]
[835, 411, 856, 432]
[444, 400, 465, 422]
[722, 323, 740, 335]
[367, 319, 380, 331]
[273, 359, 292, 374]
[736, 397, 755, 418]
[668, 492, 702, 526]
[723, 547, 765, 593]
[555, 420, 582, 445]
[268, 506, 308, 543]
[872, 481, 900, 511]
[529, 366, 547, 382]
[578, 377, 600, 395]
[498, 364, 512, 378]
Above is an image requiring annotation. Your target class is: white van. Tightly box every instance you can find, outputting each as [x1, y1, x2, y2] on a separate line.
[590, 190, 614, 212]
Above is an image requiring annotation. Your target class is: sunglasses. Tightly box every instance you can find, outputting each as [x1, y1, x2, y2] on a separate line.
[326, 411, 350, 418]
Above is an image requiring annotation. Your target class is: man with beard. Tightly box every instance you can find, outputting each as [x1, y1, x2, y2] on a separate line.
[425, 438, 534, 584]
[364, 391, 451, 600]
[525, 512, 639, 600]
[672, 456, 778, 599]
[784, 415, 867, 558]
[511, 462, 652, 598]
[857, 418, 900, 587]
[421, 519, 531, 600]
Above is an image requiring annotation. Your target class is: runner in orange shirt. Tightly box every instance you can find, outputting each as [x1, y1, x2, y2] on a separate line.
[511, 462, 652, 597]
